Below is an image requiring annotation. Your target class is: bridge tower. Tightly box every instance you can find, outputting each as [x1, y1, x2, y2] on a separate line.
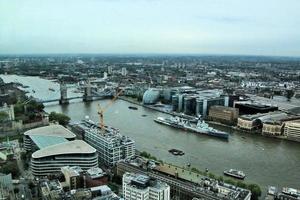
[83, 79, 93, 102]
[59, 82, 69, 104]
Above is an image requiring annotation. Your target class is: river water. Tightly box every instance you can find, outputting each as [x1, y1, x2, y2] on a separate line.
[1, 74, 300, 191]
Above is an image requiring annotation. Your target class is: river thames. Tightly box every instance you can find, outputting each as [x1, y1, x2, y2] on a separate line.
[1, 74, 300, 191]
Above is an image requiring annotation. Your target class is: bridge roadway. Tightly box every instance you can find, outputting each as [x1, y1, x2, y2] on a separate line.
[38, 96, 83, 103]
[38, 94, 113, 103]
[117, 162, 222, 200]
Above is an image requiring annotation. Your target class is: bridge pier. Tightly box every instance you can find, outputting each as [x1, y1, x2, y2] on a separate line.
[59, 83, 69, 104]
[83, 80, 93, 102]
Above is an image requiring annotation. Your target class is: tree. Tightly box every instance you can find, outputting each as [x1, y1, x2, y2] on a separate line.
[49, 112, 70, 126]
[0, 111, 9, 122]
[247, 184, 262, 200]
[0, 161, 20, 178]
[286, 90, 294, 101]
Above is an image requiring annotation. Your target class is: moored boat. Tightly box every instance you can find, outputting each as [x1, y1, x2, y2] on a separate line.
[224, 169, 246, 179]
[154, 116, 228, 139]
[128, 106, 138, 110]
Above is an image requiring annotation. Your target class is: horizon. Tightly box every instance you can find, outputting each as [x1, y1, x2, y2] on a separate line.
[1, 0, 300, 57]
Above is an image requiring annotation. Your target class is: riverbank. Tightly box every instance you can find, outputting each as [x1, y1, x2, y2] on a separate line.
[119, 96, 295, 142]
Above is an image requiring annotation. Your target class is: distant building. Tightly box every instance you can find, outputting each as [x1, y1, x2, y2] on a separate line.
[108, 66, 113, 75]
[122, 67, 127, 76]
[123, 172, 170, 200]
[143, 88, 161, 105]
[208, 106, 239, 125]
[237, 112, 297, 134]
[234, 102, 278, 115]
[284, 120, 300, 142]
[171, 89, 228, 117]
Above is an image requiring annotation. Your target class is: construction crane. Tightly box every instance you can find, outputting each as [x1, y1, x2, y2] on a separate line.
[97, 88, 124, 131]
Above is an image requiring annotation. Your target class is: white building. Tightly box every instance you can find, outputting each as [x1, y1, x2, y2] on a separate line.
[284, 120, 300, 142]
[31, 140, 98, 176]
[24, 125, 98, 176]
[122, 67, 127, 76]
[123, 173, 170, 200]
[80, 120, 135, 166]
[108, 66, 113, 74]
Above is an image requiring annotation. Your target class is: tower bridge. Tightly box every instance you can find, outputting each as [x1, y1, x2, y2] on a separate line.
[37, 80, 114, 104]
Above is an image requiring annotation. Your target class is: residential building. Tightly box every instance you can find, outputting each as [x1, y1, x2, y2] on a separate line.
[79, 120, 135, 166]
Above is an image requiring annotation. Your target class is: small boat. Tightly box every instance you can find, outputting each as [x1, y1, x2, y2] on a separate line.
[128, 106, 138, 110]
[49, 88, 55, 92]
[141, 114, 147, 117]
[224, 169, 246, 179]
[168, 149, 185, 156]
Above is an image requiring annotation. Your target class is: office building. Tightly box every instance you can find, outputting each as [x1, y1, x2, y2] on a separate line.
[31, 140, 98, 176]
[24, 124, 98, 176]
[23, 124, 76, 152]
[234, 102, 278, 115]
[208, 106, 239, 125]
[123, 172, 170, 200]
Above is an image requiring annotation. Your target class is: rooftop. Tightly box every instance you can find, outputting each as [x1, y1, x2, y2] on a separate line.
[30, 135, 68, 149]
[24, 124, 76, 139]
[32, 140, 96, 159]
[87, 167, 105, 179]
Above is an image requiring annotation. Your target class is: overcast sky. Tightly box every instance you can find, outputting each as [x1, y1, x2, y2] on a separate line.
[0, 0, 299, 56]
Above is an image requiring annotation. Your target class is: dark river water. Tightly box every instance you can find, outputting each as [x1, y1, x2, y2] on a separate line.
[1, 74, 300, 191]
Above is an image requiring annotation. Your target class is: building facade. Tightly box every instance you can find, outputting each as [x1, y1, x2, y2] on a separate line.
[31, 140, 98, 176]
[208, 106, 239, 125]
[284, 120, 300, 142]
[80, 120, 135, 166]
[123, 173, 170, 200]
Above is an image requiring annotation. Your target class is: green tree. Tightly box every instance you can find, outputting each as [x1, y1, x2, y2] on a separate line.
[286, 90, 294, 101]
[247, 184, 262, 200]
[236, 181, 247, 188]
[49, 112, 70, 126]
[0, 161, 20, 178]
[0, 111, 9, 122]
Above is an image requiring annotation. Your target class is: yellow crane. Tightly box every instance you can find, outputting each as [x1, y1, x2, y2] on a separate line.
[97, 88, 124, 131]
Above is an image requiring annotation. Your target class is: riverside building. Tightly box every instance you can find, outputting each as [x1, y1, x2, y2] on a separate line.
[77, 119, 135, 166]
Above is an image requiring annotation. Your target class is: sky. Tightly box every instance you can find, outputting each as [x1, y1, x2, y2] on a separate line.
[0, 0, 300, 56]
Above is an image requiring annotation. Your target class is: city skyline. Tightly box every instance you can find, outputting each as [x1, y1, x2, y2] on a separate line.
[1, 0, 300, 57]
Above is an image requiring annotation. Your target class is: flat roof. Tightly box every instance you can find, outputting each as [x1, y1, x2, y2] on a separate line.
[30, 135, 68, 149]
[24, 124, 76, 139]
[32, 140, 96, 159]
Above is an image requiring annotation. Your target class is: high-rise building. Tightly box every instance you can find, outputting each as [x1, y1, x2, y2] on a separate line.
[122, 67, 127, 76]
[108, 66, 113, 75]
[123, 173, 170, 200]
